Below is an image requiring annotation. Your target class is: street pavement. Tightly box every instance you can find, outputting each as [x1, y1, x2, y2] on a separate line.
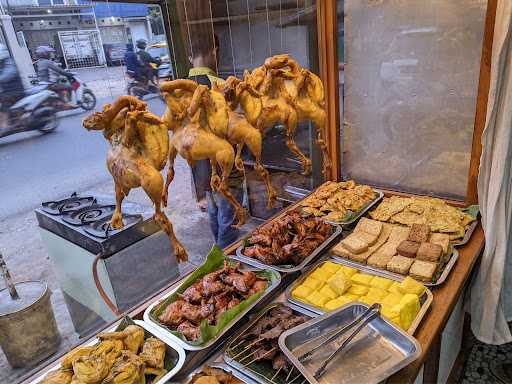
[0, 91, 256, 383]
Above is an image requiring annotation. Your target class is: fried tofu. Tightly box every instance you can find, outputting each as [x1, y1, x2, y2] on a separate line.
[429, 233, 450, 254]
[369, 276, 393, 290]
[388, 226, 411, 244]
[357, 231, 379, 246]
[350, 273, 374, 286]
[367, 252, 394, 269]
[355, 217, 383, 236]
[407, 224, 431, 243]
[416, 242, 443, 263]
[398, 276, 426, 296]
[302, 277, 324, 290]
[328, 274, 351, 295]
[340, 234, 369, 254]
[324, 295, 354, 311]
[292, 285, 313, 300]
[397, 240, 420, 258]
[409, 260, 437, 282]
[387, 255, 414, 275]
[319, 285, 338, 301]
[348, 284, 369, 296]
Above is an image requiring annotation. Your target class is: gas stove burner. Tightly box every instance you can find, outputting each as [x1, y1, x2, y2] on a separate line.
[42, 193, 96, 215]
[61, 204, 116, 226]
[83, 214, 143, 239]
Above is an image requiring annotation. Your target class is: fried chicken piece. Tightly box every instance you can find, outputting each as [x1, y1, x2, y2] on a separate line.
[181, 301, 213, 324]
[102, 351, 145, 384]
[178, 321, 201, 341]
[228, 297, 241, 309]
[139, 337, 166, 369]
[225, 271, 256, 293]
[61, 346, 95, 370]
[72, 354, 110, 384]
[183, 281, 204, 304]
[202, 272, 226, 296]
[41, 369, 73, 384]
[247, 280, 267, 296]
[158, 299, 184, 326]
[97, 325, 145, 355]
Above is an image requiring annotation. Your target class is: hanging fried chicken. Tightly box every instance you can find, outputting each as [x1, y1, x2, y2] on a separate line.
[159, 80, 246, 227]
[264, 54, 332, 177]
[83, 96, 187, 262]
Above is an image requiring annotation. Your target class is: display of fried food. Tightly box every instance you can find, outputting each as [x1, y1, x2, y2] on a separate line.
[301, 180, 376, 222]
[40, 324, 168, 384]
[369, 196, 475, 240]
[158, 261, 268, 341]
[229, 304, 307, 375]
[187, 366, 243, 384]
[243, 209, 332, 266]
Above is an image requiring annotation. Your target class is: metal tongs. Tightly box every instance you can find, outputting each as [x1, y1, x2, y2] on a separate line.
[297, 303, 381, 380]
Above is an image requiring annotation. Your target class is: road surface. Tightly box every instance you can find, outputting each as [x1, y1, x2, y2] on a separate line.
[0, 97, 166, 219]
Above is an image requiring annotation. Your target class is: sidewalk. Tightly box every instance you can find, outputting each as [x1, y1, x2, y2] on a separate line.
[74, 66, 130, 99]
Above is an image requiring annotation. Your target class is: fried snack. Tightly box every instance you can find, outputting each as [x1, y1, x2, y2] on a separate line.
[140, 337, 166, 369]
[409, 260, 438, 282]
[102, 351, 145, 384]
[416, 242, 443, 263]
[61, 347, 95, 370]
[72, 354, 110, 384]
[387, 256, 414, 275]
[429, 233, 450, 254]
[396, 240, 420, 258]
[41, 369, 73, 384]
[339, 234, 369, 254]
[369, 196, 475, 240]
[354, 217, 383, 236]
[97, 325, 145, 354]
[367, 252, 394, 269]
[301, 181, 376, 222]
[407, 224, 431, 243]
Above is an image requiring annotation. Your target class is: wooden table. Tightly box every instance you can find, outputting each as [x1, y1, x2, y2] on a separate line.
[19, 192, 485, 384]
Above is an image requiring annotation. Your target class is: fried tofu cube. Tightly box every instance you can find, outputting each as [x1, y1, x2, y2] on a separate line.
[319, 285, 338, 301]
[302, 277, 324, 291]
[350, 273, 374, 286]
[355, 217, 383, 236]
[359, 295, 377, 306]
[397, 240, 420, 258]
[369, 276, 393, 290]
[357, 231, 379, 246]
[328, 274, 351, 296]
[394, 294, 421, 330]
[306, 291, 329, 307]
[367, 252, 394, 269]
[388, 281, 402, 294]
[348, 284, 369, 296]
[292, 285, 313, 300]
[367, 287, 388, 302]
[321, 261, 342, 275]
[340, 293, 360, 301]
[310, 268, 329, 282]
[387, 255, 414, 275]
[340, 234, 369, 254]
[382, 292, 403, 307]
[409, 260, 438, 283]
[416, 242, 443, 263]
[341, 266, 359, 277]
[429, 233, 450, 254]
[407, 224, 431, 243]
[324, 298, 343, 311]
[398, 276, 426, 296]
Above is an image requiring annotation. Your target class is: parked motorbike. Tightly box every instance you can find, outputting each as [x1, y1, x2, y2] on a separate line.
[30, 72, 97, 111]
[0, 86, 60, 139]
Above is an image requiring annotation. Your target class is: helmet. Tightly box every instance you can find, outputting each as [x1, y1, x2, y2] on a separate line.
[136, 39, 147, 50]
[0, 44, 9, 61]
[35, 45, 55, 59]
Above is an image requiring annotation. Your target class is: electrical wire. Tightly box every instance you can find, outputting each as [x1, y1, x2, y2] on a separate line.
[208, 0, 219, 75]
[225, 0, 237, 76]
[164, 0, 179, 78]
[183, 0, 194, 63]
[265, 0, 272, 56]
[245, 0, 254, 67]
[279, 0, 283, 51]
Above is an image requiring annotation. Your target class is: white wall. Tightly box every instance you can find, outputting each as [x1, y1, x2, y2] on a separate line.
[127, 19, 149, 45]
[0, 14, 35, 86]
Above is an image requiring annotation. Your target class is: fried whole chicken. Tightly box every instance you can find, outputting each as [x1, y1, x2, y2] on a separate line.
[83, 96, 187, 262]
[159, 80, 247, 227]
[243, 209, 332, 266]
[158, 261, 268, 341]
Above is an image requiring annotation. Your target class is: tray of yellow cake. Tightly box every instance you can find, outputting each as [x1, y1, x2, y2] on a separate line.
[286, 259, 433, 335]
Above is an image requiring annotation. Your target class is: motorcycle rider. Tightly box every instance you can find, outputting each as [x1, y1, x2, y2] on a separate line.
[0, 44, 24, 130]
[35, 45, 74, 99]
[124, 44, 140, 78]
[135, 39, 160, 84]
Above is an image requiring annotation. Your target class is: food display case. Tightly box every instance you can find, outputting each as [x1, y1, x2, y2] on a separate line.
[8, 1, 495, 384]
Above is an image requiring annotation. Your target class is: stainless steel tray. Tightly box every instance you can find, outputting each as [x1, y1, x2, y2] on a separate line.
[27, 320, 186, 384]
[234, 226, 342, 273]
[453, 220, 479, 247]
[285, 259, 433, 335]
[331, 248, 459, 287]
[224, 303, 311, 384]
[176, 362, 258, 384]
[143, 261, 281, 351]
[324, 189, 384, 226]
[278, 303, 421, 384]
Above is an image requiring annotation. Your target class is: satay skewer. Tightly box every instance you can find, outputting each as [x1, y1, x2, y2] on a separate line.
[238, 346, 264, 363]
[242, 347, 277, 367]
[287, 373, 304, 384]
[285, 366, 295, 382]
[230, 338, 264, 360]
[271, 367, 282, 381]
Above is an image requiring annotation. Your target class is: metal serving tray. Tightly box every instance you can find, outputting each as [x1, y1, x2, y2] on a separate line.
[278, 303, 421, 384]
[324, 189, 384, 226]
[331, 248, 459, 288]
[177, 362, 258, 384]
[143, 261, 281, 351]
[285, 259, 433, 335]
[234, 226, 342, 273]
[224, 303, 311, 384]
[27, 320, 186, 384]
[453, 220, 479, 247]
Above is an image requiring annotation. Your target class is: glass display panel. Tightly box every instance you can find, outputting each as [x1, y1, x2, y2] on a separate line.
[342, 0, 487, 199]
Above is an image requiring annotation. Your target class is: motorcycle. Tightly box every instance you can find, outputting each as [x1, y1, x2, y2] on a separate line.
[0, 86, 60, 139]
[126, 62, 165, 100]
[30, 72, 97, 111]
